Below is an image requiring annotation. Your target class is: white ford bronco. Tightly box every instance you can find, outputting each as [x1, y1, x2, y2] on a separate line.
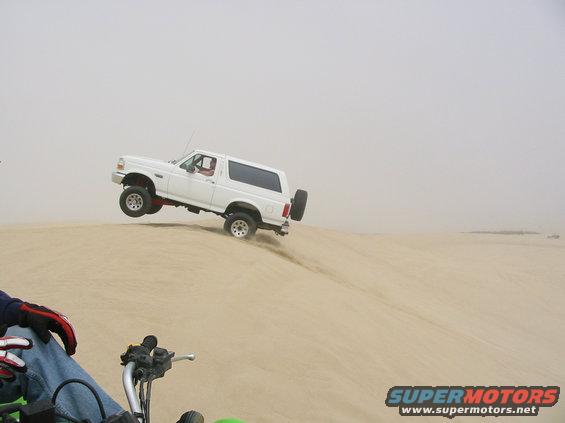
[111, 149, 307, 239]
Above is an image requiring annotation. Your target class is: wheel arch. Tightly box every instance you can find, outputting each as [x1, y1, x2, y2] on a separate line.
[224, 200, 262, 223]
[121, 172, 156, 196]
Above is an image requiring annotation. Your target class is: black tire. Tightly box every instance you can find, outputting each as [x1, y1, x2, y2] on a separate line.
[119, 186, 152, 218]
[290, 189, 308, 221]
[146, 203, 163, 215]
[224, 212, 257, 239]
[177, 410, 204, 423]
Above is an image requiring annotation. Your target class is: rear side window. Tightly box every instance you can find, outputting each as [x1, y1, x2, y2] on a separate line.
[228, 161, 282, 192]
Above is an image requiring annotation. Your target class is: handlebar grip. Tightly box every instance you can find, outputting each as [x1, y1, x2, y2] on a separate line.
[141, 335, 157, 352]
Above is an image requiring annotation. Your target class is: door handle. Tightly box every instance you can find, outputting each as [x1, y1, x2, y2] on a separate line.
[206, 179, 215, 184]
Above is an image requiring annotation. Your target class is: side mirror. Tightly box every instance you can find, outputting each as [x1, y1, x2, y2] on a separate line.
[186, 165, 195, 173]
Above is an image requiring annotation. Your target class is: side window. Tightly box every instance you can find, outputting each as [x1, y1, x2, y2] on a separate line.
[180, 154, 202, 172]
[228, 161, 281, 192]
[201, 157, 216, 176]
[180, 154, 217, 176]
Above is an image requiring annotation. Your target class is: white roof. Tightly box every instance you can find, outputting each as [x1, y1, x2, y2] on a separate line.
[194, 149, 285, 175]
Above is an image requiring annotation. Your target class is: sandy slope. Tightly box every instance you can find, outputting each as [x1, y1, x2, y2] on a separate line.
[0, 222, 564, 422]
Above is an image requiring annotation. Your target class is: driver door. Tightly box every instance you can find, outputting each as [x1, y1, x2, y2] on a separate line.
[167, 153, 218, 208]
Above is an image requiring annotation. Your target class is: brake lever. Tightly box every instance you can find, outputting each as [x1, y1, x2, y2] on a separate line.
[172, 353, 196, 362]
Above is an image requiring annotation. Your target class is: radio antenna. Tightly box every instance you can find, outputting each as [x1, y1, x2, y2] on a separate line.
[181, 129, 197, 157]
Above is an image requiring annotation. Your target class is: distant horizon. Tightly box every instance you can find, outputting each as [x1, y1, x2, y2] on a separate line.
[0, 217, 560, 238]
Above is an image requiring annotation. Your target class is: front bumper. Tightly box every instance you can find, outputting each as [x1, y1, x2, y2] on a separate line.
[112, 172, 125, 184]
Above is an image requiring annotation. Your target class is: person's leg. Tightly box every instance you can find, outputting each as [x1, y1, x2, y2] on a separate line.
[4, 326, 123, 422]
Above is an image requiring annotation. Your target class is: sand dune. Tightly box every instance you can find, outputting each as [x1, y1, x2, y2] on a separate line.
[0, 221, 563, 422]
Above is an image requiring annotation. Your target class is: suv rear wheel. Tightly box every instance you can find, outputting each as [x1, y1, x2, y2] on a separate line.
[224, 212, 257, 239]
[119, 186, 152, 218]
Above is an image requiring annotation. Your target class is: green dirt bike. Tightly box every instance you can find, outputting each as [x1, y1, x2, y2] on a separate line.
[0, 336, 245, 423]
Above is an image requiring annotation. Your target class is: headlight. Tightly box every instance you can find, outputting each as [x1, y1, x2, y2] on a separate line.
[117, 158, 125, 170]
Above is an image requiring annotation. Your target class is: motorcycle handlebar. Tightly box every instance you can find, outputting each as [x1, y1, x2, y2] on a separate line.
[123, 362, 143, 422]
[122, 337, 196, 422]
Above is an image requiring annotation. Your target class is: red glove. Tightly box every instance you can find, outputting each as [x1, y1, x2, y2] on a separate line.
[18, 303, 77, 355]
[0, 336, 32, 382]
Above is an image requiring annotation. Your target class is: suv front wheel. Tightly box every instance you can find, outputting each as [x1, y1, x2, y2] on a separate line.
[224, 212, 257, 239]
[119, 186, 152, 217]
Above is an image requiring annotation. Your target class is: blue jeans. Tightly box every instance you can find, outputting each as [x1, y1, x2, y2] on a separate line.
[0, 327, 123, 422]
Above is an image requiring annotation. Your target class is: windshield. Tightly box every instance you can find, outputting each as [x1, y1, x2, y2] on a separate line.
[169, 150, 194, 164]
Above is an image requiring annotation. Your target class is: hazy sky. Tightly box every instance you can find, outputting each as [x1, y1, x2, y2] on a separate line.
[1, 0, 564, 233]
